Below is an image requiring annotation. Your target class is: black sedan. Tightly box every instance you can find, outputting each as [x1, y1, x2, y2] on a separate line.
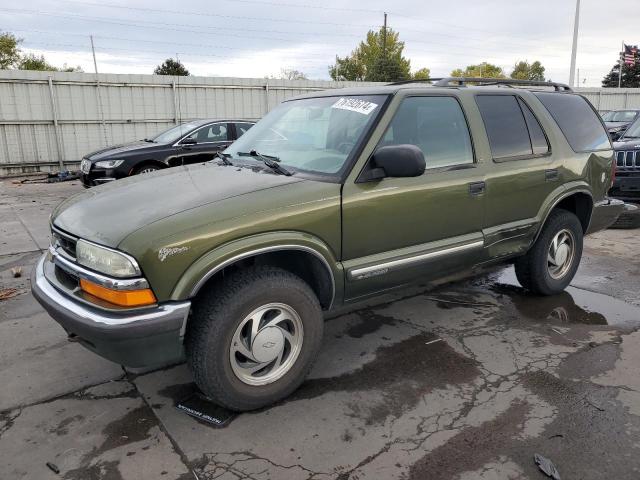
[602, 109, 640, 141]
[80, 119, 255, 187]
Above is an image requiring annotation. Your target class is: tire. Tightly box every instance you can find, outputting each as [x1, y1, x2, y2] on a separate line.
[514, 209, 583, 296]
[185, 266, 324, 411]
[609, 203, 640, 229]
[133, 164, 160, 175]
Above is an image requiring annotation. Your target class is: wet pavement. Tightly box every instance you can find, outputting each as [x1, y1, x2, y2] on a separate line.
[1, 179, 640, 479]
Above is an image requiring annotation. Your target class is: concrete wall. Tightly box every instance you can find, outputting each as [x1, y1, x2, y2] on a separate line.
[0, 70, 378, 175]
[0, 69, 638, 176]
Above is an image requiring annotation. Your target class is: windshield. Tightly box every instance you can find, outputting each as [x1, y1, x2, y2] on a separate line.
[152, 122, 203, 144]
[602, 111, 638, 122]
[622, 119, 640, 138]
[225, 95, 387, 175]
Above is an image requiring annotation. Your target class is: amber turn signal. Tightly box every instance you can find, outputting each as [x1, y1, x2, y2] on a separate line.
[80, 279, 156, 307]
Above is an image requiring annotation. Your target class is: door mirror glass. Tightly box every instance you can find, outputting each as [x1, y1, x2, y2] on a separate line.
[181, 136, 197, 145]
[365, 144, 426, 180]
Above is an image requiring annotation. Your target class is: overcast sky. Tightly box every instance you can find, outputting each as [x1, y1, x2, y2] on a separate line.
[2, 0, 638, 86]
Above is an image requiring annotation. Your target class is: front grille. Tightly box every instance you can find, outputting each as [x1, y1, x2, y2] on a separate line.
[615, 150, 640, 173]
[51, 226, 78, 259]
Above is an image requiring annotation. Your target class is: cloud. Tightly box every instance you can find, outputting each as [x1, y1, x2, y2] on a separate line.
[6, 0, 640, 86]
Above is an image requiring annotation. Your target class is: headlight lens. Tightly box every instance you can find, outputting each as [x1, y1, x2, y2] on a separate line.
[76, 240, 140, 277]
[95, 159, 124, 169]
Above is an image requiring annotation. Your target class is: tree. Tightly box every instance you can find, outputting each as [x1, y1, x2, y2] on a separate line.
[154, 58, 189, 76]
[412, 67, 431, 80]
[602, 62, 640, 88]
[329, 27, 412, 82]
[18, 54, 58, 71]
[279, 68, 307, 80]
[0, 31, 21, 69]
[510, 60, 545, 81]
[451, 62, 505, 79]
[60, 64, 84, 73]
[17, 54, 83, 72]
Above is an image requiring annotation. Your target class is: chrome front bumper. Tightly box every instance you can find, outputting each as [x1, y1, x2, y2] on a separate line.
[31, 254, 191, 367]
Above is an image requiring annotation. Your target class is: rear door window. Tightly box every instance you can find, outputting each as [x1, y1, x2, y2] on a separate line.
[518, 98, 550, 155]
[475, 95, 533, 160]
[533, 93, 611, 152]
[235, 122, 254, 138]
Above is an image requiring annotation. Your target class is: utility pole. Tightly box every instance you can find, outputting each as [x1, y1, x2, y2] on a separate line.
[90, 36, 108, 146]
[568, 0, 580, 87]
[382, 12, 387, 81]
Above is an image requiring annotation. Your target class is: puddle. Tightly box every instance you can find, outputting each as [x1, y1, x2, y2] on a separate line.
[287, 332, 481, 425]
[480, 268, 640, 327]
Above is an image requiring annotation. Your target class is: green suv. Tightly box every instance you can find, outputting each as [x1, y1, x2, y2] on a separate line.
[32, 78, 623, 411]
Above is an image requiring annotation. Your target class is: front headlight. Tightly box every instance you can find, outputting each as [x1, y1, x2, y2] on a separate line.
[76, 239, 141, 277]
[95, 159, 125, 169]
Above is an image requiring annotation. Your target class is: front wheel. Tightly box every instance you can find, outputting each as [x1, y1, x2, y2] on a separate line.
[133, 164, 160, 175]
[185, 266, 324, 411]
[514, 209, 583, 295]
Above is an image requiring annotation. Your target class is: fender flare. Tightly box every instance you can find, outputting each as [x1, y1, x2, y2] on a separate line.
[531, 183, 593, 246]
[170, 231, 343, 308]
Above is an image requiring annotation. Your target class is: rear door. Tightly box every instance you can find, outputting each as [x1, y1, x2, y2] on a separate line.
[341, 94, 486, 300]
[179, 122, 232, 164]
[475, 93, 556, 259]
[232, 122, 255, 140]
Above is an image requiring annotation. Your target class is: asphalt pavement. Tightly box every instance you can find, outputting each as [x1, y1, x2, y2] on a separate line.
[1, 178, 640, 480]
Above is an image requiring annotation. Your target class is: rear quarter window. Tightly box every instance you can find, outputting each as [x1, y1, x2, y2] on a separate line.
[533, 93, 611, 152]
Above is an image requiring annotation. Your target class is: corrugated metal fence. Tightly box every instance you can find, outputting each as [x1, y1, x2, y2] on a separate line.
[0, 70, 638, 176]
[0, 70, 378, 175]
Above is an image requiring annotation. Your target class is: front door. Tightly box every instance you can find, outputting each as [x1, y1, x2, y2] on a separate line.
[342, 95, 486, 300]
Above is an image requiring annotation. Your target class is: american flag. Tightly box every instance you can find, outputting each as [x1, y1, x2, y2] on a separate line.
[623, 44, 638, 66]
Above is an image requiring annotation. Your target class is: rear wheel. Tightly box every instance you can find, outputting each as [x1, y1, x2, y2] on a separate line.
[185, 266, 324, 411]
[515, 209, 583, 295]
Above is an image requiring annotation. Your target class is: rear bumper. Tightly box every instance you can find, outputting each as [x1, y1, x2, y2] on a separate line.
[31, 254, 190, 367]
[587, 198, 625, 234]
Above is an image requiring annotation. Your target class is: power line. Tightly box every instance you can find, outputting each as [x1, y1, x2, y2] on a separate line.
[21, 41, 333, 66]
[54, 0, 380, 28]
[5, 8, 573, 60]
[51, 0, 590, 52]
[12, 29, 337, 59]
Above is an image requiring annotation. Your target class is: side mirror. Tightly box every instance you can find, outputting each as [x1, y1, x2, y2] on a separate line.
[361, 144, 426, 181]
[181, 137, 197, 145]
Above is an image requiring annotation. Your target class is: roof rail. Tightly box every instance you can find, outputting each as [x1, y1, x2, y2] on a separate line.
[389, 77, 573, 92]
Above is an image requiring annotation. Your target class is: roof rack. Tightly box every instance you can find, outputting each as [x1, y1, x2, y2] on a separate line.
[389, 77, 573, 92]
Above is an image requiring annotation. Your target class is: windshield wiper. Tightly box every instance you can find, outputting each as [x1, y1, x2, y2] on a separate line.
[214, 151, 233, 165]
[237, 150, 292, 176]
[621, 135, 640, 139]
[143, 138, 155, 143]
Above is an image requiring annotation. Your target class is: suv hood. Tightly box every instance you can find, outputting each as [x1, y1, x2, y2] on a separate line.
[86, 141, 160, 161]
[52, 163, 305, 247]
[613, 138, 640, 149]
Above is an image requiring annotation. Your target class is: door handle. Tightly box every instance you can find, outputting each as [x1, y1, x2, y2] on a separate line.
[468, 181, 486, 196]
[545, 169, 559, 181]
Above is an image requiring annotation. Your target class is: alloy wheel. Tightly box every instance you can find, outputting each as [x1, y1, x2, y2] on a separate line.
[229, 303, 304, 386]
[547, 229, 575, 280]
